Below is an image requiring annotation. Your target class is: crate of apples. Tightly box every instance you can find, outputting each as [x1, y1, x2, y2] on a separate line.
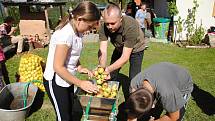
[88, 67, 119, 99]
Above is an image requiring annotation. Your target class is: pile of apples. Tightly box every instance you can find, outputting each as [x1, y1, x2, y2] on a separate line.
[18, 54, 45, 92]
[87, 67, 118, 98]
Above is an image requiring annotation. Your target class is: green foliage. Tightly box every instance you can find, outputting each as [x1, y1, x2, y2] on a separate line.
[189, 24, 205, 45]
[176, 16, 184, 33]
[7, 6, 20, 25]
[168, 1, 179, 16]
[183, 0, 199, 44]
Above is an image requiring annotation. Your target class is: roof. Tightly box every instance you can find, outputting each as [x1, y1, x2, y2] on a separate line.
[1, 1, 67, 7]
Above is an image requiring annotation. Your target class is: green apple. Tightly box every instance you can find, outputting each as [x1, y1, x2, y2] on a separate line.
[96, 79, 103, 85]
[103, 91, 109, 98]
[97, 75, 101, 79]
[110, 91, 117, 98]
[111, 84, 118, 91]
[105, 87, 111, 94]
[102, 82, 108, 89]
[97, 67, 104, 74]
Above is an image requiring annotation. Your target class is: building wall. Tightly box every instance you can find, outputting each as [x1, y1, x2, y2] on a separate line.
[174, 0, 215, 40]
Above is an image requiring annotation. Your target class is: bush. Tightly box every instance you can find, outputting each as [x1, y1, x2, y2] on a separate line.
[189, 24, 205, 45]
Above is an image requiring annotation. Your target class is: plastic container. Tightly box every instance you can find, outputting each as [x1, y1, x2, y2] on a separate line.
[0, 82, 38, 121]
[153, 18, 170, 39]
[208, 33, 215, 47]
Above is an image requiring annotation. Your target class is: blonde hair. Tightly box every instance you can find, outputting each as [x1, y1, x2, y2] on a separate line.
[56, 1, 100, 30]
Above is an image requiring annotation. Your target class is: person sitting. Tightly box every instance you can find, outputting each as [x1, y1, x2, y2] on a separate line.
[126, 62, 193, 121]
[0, 16, 24, 54]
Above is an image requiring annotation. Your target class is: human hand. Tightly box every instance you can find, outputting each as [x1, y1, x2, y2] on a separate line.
[79, 80, 98, 93]
[79, 68, 94, 78]
[11, 26, 18, 32]
[149, 116, 155, 121]
[104, 67, 111, 80]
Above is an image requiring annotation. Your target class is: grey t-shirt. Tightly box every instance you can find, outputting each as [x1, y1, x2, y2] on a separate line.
[130, 62, 193, 113]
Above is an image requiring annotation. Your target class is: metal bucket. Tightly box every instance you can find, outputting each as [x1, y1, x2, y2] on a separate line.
[0, 82, 38, 121]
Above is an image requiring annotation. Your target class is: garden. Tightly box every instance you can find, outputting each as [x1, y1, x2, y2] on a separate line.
[5, 42, 215, 121]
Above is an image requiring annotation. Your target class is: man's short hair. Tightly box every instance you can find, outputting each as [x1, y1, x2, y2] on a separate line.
[125, 87, 154, 119]
[105, 2, 121, 17]
[4, 16, 15, 23]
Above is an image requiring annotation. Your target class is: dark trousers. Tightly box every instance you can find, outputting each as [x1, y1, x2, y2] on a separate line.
[1, 60, 10, 85]
[43, 76, 82, 121]
[110, 48, 144, 100]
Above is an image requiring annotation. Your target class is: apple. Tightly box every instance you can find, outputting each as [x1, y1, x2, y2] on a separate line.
[96, 94, 103, 98]
[103, 74, 107, 79]
[102, 82, 108, 89]
[111, 84, 118, 91]
[103, 91, 110, 98]
[97, 75, 101, 79]
[110, 91, 117, 98]
[96, 79, 103, 85]
[105, 87, 111, 94]
[97, 67, 104, 74]
[108, 94, 115, 99]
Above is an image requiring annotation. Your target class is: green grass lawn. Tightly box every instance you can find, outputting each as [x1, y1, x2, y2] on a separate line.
[5, 42, 215, 121]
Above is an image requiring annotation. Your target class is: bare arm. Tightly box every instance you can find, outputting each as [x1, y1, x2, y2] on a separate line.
[53, 44, 98, 93]
[76, 60, 93, 77]
[106, 47, 133, 73]
[98, 41, 108, 67]
[8, 26, 17, 36]
[154, 110, 180, 121]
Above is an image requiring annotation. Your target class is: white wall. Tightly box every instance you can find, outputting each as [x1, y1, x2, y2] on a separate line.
[174, 0, 215, 40]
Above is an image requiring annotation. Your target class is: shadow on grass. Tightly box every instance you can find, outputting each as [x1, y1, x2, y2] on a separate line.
[27, 89, 44, 117]
[191, 84, 215, 115]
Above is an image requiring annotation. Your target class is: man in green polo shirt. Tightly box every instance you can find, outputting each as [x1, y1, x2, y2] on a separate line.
[98, 2, 147, 99]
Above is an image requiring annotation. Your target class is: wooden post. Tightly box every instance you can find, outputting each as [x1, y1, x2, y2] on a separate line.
[44, 6, 51, 38]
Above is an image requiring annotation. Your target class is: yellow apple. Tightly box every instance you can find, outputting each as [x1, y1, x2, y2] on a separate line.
[110, 91, 117, 98]
[96, 94, 103, 98]
[97, 67, 104, 74]
[97, 75, 101, 79]
[111, 84, 118, 91]
[108, 94, 115, 99]
[103, 91, 110, 98]
[103, 74, 107, 79]
[102, 82, 108, 89]
[96, 79, 103, 85]
[105, 87, 111, 94]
